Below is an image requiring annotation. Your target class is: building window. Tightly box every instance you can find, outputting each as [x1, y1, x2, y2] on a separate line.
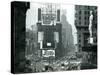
[75, 22, 77, 26]
[84, 11, 87, 15]
[87, 16, 89, 20]
[84, 16, 87, 20]
[79, 21, 81, 25]
[79, 39, 81, 43]
[88, 6, 90, 10]
[85, 20, 89, 25]
[79, 11, 81, 14]
[79, 28, 81, 31]
[87, 11, 90, 15]
[79, 34, 81, 38]
[84, 28, 88, 31]
[79, 44, 81, 47]
[79, 16, 81, 20]
[84, 21, 87, 25]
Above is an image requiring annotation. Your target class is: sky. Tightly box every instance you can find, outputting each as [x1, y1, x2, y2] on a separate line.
[26, 2, 77, 44]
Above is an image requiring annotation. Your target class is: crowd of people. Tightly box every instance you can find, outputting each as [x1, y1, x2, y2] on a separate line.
[24, 54, 82, 72]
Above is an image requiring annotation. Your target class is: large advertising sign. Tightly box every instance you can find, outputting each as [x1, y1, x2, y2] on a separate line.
[42, 14, 56, 25]
[42, 50, 55, 57]
[41, 4, 57, 25]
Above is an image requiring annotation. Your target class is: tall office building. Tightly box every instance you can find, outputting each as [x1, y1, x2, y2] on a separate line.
[75, 5, 97, 68]
[75, 5, 97, 51]
[37, 3, 62, 60]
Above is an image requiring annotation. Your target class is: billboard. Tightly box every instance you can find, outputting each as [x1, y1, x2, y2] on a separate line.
[42, 50, 55, 57]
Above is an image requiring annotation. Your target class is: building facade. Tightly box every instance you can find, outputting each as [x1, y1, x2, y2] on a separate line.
[75, 5, 97, 69]
[37, 4, 63, 60]
[75, 5, 97, 51]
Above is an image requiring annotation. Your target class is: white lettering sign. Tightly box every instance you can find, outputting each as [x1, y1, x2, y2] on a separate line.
[42, 50, 55, 57]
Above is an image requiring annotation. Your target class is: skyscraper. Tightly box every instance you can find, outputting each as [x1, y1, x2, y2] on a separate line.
[75, 5, 97, 51]
[75, 5, 97, 69]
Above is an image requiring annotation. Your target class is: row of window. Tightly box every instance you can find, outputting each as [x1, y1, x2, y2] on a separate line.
[78, 28, 88, 31]
[78, 10, 90, 15]
[75, 21, 89, 26]
[75, 5, 97, 12]
[77, 15, 89, 20]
